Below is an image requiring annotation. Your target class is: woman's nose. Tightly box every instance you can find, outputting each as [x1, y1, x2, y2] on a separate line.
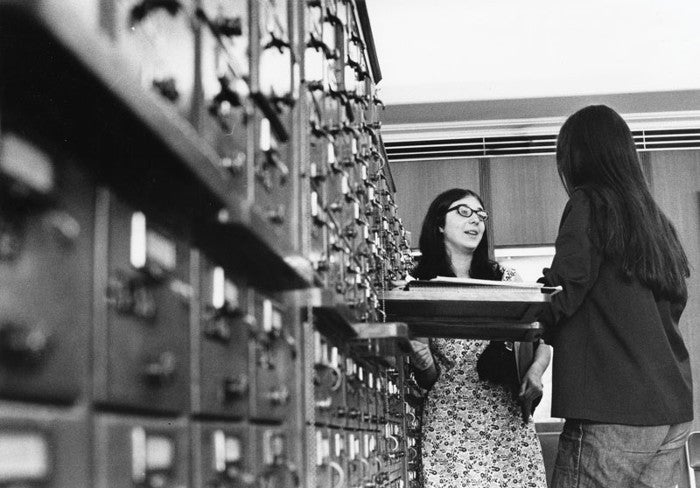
[467, 214, 480, 224]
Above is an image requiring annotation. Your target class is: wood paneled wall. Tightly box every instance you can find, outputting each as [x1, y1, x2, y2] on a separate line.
[391, 158, 480, 248]
[489, 155, 569, 246]
[391, 155, 569, 249]
[647, 150, 700, 431]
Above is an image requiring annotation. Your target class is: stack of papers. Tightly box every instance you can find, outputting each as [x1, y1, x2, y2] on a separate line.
[407, 276, 561, 294]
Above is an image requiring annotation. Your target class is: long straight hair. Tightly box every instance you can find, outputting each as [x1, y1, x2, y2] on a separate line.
[556, 105, 689, 302]
[412, 188, 502, 280]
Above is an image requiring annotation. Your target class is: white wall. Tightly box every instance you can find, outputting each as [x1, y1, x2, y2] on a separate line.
[366, 0, 700, 104]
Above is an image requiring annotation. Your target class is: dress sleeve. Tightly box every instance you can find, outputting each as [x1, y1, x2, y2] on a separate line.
[501, 266, 522, 283]
[539, 190, 602, 331]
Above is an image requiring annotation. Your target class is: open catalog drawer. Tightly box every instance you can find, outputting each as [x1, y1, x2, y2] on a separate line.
[380, 277, 561, 341]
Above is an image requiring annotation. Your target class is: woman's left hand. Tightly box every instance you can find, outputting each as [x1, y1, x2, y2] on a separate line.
[518, 366, 544, 422]
[519, 343, 551, 404]
[519, 366, 544, 403]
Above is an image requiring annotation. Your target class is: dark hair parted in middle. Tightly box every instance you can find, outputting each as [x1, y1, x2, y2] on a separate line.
[556, 104, 690, 303]
[412, 188, 503, 281]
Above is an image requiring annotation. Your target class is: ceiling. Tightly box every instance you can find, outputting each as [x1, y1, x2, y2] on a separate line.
[365, 0, 700, 107]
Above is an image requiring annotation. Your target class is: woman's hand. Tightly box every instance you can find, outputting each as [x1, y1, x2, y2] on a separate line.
[518, 343, 551, 421]
[519, 366, 544, 404]
[409, 338, 434, 371]
[409, 337, 439, 390]
[518, 366, 544, 423]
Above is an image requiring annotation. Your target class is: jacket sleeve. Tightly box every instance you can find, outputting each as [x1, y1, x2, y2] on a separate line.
[539, 190, 602, 336]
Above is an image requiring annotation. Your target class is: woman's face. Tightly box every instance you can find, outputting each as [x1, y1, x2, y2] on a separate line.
[440, 195, 486, 254]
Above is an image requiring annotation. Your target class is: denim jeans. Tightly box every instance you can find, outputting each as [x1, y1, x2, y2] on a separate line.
[551, 419, 692, 488]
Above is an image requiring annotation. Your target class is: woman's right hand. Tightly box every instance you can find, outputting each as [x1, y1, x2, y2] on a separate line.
[409, 338, 434, 371]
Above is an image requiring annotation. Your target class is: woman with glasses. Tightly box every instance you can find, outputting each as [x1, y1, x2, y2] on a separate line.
[408, 188, 550, 488]
[541, 105, 692, 488]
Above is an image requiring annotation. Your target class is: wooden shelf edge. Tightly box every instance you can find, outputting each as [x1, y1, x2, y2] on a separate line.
[381, 289, 553, 303]
[406, 321, 544, 341]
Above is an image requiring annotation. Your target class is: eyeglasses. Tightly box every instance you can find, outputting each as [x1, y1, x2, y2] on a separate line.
[446, 204, 489, 222]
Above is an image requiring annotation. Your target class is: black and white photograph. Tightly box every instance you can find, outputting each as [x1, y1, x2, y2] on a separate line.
[0, 1, 698, 487]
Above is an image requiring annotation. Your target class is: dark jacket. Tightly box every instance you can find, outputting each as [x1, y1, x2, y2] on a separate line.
[540, 190, 693, 425]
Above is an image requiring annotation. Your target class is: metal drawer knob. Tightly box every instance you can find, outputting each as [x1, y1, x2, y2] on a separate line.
[223, 375, 249, 400]
[143, 351, 177, 385]
[0, 322, 50, 367]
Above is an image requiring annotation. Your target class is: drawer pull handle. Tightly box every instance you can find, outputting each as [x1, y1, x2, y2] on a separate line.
[0, 322, 51, 367]
[144, 351, 176, 385]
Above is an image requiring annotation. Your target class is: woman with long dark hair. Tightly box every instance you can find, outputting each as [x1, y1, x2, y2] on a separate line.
[409, 188, 550, 488]
[541, 105, 693, 488]
[412, 189, 501, 281]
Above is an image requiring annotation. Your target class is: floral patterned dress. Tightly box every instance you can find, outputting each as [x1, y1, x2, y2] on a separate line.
[421, 269, 548, 488]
